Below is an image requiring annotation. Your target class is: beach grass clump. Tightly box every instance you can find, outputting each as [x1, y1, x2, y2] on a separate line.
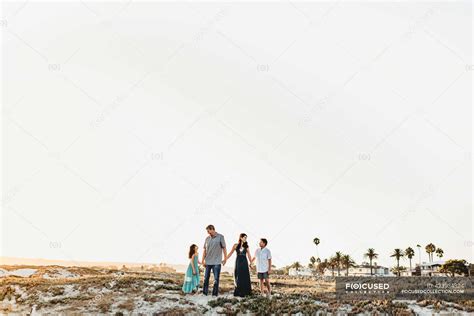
[97, 296, 113, 313]
[48, 286, 65, 296]
[0, 286, 16, 301]
[208, 294, 323, 315]
[117, 298, 135, 311]
[208, 296, 240, 308]
[347, 300, 413, 315]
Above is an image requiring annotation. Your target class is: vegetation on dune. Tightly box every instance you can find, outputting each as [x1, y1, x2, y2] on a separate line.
[208, 294, 323, 315]
[1, 264, 473, 315]
[439, 259, 469, 277]
[205, 293, 428, 315]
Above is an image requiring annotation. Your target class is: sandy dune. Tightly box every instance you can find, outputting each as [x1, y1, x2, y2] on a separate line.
[0, 265, 472, 315]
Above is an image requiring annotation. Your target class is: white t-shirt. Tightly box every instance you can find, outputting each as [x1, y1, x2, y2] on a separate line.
[255, 247, 272, 273]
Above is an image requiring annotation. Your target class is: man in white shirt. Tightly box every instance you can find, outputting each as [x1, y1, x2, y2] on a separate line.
[252, 238, 272, 296]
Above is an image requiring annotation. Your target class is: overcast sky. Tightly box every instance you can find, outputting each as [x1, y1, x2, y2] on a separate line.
[2, 1, 472, 268]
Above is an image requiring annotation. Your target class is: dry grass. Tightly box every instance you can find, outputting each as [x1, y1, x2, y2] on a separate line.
[117, 299, 135, 312]
[96, 296, 113, 313]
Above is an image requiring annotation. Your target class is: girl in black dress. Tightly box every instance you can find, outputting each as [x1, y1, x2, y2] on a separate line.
[226, 233, 252, 297]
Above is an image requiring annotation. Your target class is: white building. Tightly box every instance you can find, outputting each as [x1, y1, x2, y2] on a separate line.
[323, 262, 390, 276]
[418, 261, 445, 276]
[395, 261, 468, 277]
[400, 269, 415, 276]
[348, 263, 390, 276]
[289, 267, 313, 276]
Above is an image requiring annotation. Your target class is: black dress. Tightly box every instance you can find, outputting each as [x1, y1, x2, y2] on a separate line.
[234, 245, 252, 297]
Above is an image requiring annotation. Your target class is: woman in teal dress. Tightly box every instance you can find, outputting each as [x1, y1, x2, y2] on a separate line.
[182, 244, 201, 294]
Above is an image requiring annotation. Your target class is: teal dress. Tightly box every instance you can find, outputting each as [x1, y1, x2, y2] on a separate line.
[182, 255, 200, 293]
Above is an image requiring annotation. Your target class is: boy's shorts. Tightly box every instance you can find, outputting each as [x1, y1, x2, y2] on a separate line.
[257, 272, 269, 279]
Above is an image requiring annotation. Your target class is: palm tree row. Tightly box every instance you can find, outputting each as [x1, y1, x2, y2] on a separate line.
[390, 244, 444, 276]
[318, 251, 356, 276]
[305, 237, 445, 277]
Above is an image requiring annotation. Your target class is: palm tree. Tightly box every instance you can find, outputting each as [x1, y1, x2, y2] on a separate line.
[313, 237, 320, 246]
[293, 261, 302, 270]
[309, 256, 316, 269]
[364, 248, 378, 275]
[435, 248, 444, 260]
[416, 244, 422, 265]
[317, 259, 328, 275]
[425, 243, 436, 262]
[391, 248, 405, 276]
[328, 257, 337, 276]
[313, 237, 320, 258]
[341, 254, 356, 276]
[334, 251, 343, 276]
[405, 247, 415, 271]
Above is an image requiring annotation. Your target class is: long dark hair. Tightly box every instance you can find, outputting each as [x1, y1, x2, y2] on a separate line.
[237, 233, 248, 249]
[188, 244, 197, 259]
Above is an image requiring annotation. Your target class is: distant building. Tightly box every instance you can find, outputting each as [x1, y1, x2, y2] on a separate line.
[322, 262, 390, 277]
[400, 269, 414, 276]
[417, 261, 445, 276]
[289, 267, 313, 276]
[395, 261, 469, 277]
[347, 263, 390, 276]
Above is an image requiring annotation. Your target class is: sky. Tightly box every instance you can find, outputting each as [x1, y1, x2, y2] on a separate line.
[2, 1, 472, 269]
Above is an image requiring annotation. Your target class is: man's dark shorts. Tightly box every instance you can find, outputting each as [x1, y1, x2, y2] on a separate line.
[257, 272, 269, 280]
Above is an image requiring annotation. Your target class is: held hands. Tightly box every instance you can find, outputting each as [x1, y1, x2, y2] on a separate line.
[222, 259, 227, 266]
[249, 263, 255, 271]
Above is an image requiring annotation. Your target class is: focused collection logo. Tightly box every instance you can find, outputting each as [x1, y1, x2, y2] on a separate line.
[337, 277, 472, 300]
[345, 282, 390, 294]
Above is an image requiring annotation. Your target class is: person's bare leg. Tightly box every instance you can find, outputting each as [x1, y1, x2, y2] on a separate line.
[265, 278, 271, 296]
[259, 279, 265, 295]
